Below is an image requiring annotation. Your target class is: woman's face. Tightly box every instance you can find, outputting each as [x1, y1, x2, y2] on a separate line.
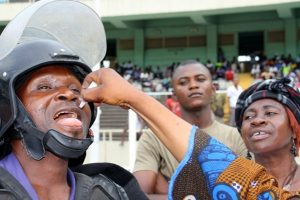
[241, 99, 294, 155]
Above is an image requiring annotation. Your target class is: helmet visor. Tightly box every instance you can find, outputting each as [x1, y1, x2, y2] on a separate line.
[0, 0, 106, 68]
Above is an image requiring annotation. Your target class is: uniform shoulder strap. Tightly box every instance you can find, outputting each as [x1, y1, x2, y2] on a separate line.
[72, 163, 148, 200]
[74, 172, 114, 200]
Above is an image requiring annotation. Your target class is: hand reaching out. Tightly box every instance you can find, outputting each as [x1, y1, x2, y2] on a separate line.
[81, 68, 140, 109]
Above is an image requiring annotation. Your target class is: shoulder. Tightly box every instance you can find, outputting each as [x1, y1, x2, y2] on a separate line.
[135, 130, 170, 165]
[73, 163, 148, 200]
[138, 130, 163, 148]
[74, 171, 128, 200]
[226, 86, 234, 94]
[0, 167, 32, 199]
[208, 121, 243, 140]
[205, 121, 236, 134]
[204, 121, 247, 157]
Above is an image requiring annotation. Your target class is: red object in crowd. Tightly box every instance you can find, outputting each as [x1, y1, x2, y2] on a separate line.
[225, 69, 234, 81]
[165, 97, 181, 117]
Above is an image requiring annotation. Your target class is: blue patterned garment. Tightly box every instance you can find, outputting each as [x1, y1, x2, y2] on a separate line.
[168, 126, 300, 200]
[198, 137, 237, 192]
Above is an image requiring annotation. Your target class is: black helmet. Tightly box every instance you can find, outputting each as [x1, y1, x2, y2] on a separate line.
[0, 0, 106, 164]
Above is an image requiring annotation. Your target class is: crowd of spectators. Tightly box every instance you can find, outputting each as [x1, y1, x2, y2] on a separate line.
[111, 54, 300, 94]
[112, 60, 175, 93]
[249, 54, 300, 87]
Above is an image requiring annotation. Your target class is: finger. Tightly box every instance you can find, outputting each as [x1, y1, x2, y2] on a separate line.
[82, 71, 100, 89]
[82, 75, 93, 89]
[81, 87, 103, 103]
[94, 102, 102, 107]
[120, 104, 130, 110]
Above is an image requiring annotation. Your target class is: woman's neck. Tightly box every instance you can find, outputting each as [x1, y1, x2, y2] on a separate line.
[255, 152, 298, 189]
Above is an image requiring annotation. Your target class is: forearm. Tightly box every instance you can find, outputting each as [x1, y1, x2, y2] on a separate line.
[129, 90, 191, 161]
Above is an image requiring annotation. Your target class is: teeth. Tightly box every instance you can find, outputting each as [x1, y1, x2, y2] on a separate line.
[253, 132, 261, 136]
[70, 113, 77, 118]
[253, 132, 266, 137]
[54, 111, 77, 119]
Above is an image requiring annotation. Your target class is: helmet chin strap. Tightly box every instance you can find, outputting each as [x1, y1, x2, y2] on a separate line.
[14, 99, 93, 160]
[43, 129, 93, 159]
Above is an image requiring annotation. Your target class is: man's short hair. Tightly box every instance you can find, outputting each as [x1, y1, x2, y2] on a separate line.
[172, 59, 211, 80]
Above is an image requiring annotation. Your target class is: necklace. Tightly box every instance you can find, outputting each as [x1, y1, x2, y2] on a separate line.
[282, 163, 298, 191]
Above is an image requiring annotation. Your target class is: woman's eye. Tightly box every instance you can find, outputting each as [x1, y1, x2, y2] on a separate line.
[266, 112, 276, 116]
[244, 114, 254, 120]
[244, 115, 252, 120]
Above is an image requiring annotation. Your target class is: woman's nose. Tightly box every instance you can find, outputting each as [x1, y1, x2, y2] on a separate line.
[250, 116, 266, 126]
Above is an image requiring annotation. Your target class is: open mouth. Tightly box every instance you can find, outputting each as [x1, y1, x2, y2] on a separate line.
[54, 111, 79, 121]
[53, 110, 83, 130]
[250, 131, 269, 140]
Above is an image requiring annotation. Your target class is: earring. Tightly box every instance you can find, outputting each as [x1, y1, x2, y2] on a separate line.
[290, 138, 297, 157]
[246, 151, 252, 160]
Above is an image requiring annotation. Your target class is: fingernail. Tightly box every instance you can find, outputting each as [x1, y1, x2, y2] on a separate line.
[88, 81, 97, 89]
[79, 98, 87, 109]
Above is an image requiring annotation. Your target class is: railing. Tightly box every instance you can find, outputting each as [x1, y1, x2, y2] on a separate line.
[85, 109, 143, 171]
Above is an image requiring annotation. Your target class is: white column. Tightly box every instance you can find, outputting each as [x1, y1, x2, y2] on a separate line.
[88, 107, 101, 163]
[128, 109, 137, 171]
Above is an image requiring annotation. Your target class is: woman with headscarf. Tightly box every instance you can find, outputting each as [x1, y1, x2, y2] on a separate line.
[235, 77, 300, 192]
[82, 68, 300, 199]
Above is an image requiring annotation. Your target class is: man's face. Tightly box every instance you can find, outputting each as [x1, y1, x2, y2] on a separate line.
[172, 63, 215, 111]
[233, 78, 239, 86]
[17, 65, 91, 139]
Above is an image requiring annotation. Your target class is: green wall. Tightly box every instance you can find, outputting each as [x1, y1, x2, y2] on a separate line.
[144, 47, 206, 67]
[105, 12, 300, 68]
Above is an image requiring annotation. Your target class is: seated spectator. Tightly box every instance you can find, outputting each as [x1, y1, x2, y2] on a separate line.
[205, 59, 215, 76]
[251, 62, 261, 78]
[225, 66, 234, 81]
[165, 95, 181, 117]
[211, 83, 226, 123]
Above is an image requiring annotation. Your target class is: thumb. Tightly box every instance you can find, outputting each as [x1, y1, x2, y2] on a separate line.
[81, 87, 103, 104]
[82, 72, 100, 89]
[82, 75, 94, 89]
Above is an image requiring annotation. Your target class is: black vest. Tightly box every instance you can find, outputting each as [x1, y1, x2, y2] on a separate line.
[0, 163, 148, 200]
